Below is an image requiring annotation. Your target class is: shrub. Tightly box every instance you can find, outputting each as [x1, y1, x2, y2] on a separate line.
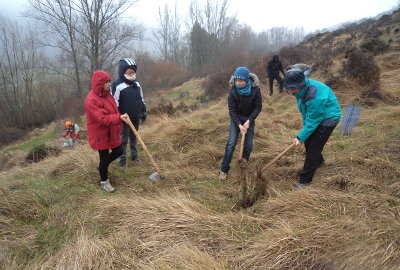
[175, 102, 191, 113]
[148, 101, 198, 117]
[140, 61, 190, 91]
[0, 127, 26, 147]
[196, 94, 209, 105]
[148, 101, 176, 117]
[278, 46, 313, 67]
[342, 49, 380, 86]
[361, 81, 383, 100]
[360, 38, 389, 55]
[324, 76, 341, 90]
[366, 28, 383, 38]
[26, 144, 61, 163]
[59, 94, 86, 120]
[202, 68, 232, 99]
[313, 57, 333, 74]
[381, 53, 400, 68]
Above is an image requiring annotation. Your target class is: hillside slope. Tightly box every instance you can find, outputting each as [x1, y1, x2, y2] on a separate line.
[1, 59, 399, 269]
[1, 9, 400, 269]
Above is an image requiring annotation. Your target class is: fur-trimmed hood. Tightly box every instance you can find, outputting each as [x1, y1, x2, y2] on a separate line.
[229, 73, 260, 88]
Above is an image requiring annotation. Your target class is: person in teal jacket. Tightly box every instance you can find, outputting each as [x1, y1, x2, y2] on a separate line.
[283, 69, 341, 190]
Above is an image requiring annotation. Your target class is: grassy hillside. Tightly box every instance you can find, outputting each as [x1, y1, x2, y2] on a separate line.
[1, 11, 400, 268]
[1, 59, 399, 269]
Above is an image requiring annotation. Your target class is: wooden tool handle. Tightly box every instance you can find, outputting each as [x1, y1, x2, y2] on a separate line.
[125, 116, 162, 176]
[238, 131, 246, 161]
[260, 142, 295, 173]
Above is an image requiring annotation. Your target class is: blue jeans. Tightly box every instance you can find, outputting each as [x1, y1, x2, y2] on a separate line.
[119, 120, 140, 166]
[220, 120, 255, 173]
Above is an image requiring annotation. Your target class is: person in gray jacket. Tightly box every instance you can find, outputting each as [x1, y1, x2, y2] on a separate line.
[287, 63, 312, 77]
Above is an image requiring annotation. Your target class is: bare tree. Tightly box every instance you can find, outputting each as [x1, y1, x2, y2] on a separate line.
[0, 17, 32, 127]
[186, 0, 237, 71]
[168, 5, 182, 64]
[75, 0, 143, 73]
[25, 0, 142, 97]
[153, 3, 184, 64]
[0, 16, 60, 128]
[187, 0, 236, 43]
[154, 4, 172, 62]
[263, 27, 305, 52]
[25, 0, 84, 96]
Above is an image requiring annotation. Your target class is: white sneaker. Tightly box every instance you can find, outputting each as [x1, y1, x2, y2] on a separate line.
[294, 183, 308, 191]
[100, 179, 115, 192]
[219, 171, 227, 181]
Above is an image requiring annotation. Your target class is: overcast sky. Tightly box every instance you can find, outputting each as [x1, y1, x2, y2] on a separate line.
[131, 0, 398, 33]
[0, 0, 398, 33]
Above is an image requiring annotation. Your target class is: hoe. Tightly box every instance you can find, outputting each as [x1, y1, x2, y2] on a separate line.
[125, 115, 163, 181]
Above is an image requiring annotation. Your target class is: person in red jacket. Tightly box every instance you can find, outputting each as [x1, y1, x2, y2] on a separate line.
[84, 70, 128, 192]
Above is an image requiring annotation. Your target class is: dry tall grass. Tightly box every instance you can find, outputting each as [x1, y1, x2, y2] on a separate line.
[1, 55, 399, 269]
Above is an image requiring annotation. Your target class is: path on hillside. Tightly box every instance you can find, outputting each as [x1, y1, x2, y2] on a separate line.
[380, 68, 400, 96]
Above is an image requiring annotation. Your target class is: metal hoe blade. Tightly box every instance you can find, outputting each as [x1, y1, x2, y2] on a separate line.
[149, 172, 162, 181]
[125, 115, 164, 181]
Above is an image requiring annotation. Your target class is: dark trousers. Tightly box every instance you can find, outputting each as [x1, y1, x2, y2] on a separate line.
[300, 125, 336, 184]
[221, 120, 255, 173]
[98, 145, 123, 182]
[268, 76, 283, 95]
[119, 120, 140, 166]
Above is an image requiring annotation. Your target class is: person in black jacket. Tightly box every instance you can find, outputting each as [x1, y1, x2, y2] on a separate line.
[266, 55, 285, 96]
[219, 66, 262, 181]
[111, 58, 146, 168]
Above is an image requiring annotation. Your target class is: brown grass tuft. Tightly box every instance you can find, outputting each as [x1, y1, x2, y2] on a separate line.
[94, 193, 265, 262]
[236, 189, 400, 269]
[39, 230, 140, 270]
[0, 151, 27, 171]
[140, 244, 229, 270]
[50, 145, 99, 182]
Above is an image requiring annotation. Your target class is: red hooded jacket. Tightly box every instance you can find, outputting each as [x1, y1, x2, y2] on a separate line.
[84, 70, 122, 150]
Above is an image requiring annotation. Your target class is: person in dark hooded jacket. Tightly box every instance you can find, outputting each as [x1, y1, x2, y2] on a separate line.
[266, 55, 285, 96]
[111, 58, 146, 168]
[219, 66, 262, 181]
[84, 70, 128, 192]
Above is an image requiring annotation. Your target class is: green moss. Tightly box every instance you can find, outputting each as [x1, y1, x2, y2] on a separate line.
[1, 129, 58, 153]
